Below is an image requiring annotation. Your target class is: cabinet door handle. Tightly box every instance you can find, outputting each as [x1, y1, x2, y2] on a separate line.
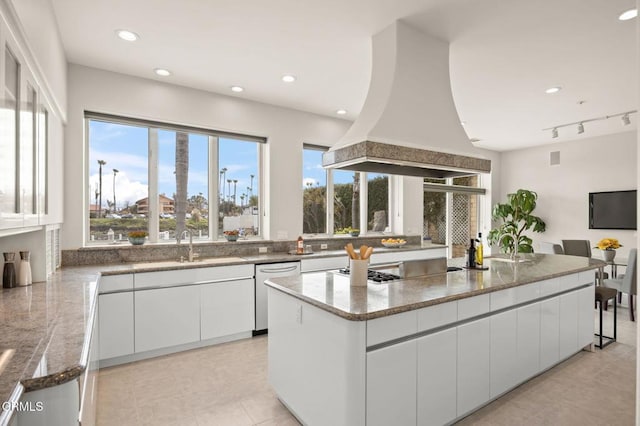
[259, 265, 299, 273]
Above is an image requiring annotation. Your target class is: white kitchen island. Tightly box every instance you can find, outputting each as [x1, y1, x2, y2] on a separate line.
[265, 254, 605, 426]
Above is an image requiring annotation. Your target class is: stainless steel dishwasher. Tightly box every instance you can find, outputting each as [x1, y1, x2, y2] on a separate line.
[254, 261, 300, 334]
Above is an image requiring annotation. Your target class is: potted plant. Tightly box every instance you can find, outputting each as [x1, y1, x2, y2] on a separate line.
[336, 227, 360, 237]
[487, 189, 546, 259]
[223, 230, 239, 242]
[128, 230, 148, 245]
[594, 238, 622, 262]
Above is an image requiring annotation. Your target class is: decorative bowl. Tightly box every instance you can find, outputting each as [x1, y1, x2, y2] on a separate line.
[381, 240, 407, 248]
[349, 231, 360, 237]
[224, 234, 239, 242]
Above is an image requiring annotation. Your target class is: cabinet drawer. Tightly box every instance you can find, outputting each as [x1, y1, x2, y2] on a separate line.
[515, 282, 540, 304]
[417, 301, 457, 332]
[559, 273, 581, 291]
[300, 256, 347, 272]
[458, 294, 489, 320]
[135, 264, 253, 289]
[99, 274, 134, 293]
[367, 311, 417, 346]
[539, 278, 560, 297]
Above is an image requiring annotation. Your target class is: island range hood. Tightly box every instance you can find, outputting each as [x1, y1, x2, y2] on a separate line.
[323, 20, 491, 178]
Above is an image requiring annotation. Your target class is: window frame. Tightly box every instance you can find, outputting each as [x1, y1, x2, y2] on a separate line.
[423, 175, 486, 258]
[302, 144, 393, 237]
[84, 112, 265, 245]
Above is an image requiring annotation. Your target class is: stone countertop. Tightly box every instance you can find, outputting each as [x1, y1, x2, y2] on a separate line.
[264, 254, 606, 321]
[0, 266, 102, 424]
[98, 244, 445, 275]
[0, 243, 443, 421]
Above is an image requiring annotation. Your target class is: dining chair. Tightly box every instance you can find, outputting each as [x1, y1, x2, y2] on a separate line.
[538, 242, 564, 254]
[561, 240, 592, 257]
[602, 248, 637, 322]
[562, 239, 609, 281]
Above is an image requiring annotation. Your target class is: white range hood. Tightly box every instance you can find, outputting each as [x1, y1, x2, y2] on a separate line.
[323, 20, 491, 178]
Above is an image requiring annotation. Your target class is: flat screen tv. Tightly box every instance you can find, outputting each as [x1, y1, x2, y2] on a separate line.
[589, 190, 637, 230]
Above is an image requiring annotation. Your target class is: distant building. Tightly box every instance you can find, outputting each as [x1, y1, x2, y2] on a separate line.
[135, 195, 175, 215]
[89, 203, 101, 217]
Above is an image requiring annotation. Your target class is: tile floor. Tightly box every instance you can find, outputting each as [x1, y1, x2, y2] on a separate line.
[97, 303, 636, 426]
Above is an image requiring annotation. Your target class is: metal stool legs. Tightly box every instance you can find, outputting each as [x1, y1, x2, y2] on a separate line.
[595, 296, 616, 349]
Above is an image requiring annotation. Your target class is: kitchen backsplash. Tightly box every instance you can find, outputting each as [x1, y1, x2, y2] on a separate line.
[62, 235, 420, 266]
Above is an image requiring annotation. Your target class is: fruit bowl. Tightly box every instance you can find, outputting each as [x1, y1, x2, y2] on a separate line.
[381, 239, 407, 248]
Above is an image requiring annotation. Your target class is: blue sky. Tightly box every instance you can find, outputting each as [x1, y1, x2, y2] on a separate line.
[89, 121, 259, 209]
[89, 120, 371, 210]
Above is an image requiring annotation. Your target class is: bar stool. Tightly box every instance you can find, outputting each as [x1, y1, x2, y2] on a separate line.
[594, 286, 617, 349]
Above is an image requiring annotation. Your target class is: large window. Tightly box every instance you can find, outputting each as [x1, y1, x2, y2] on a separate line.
[423, 175, 484, 258]
[87, 114, 263, 244]
[302, 146, 327, 234]
[302, 144, 390, 235]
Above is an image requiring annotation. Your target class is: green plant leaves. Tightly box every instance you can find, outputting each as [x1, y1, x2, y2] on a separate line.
[488, 189, 546, 254]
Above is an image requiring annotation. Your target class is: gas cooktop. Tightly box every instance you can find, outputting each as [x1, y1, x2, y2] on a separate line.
[337, 268, 401, 283]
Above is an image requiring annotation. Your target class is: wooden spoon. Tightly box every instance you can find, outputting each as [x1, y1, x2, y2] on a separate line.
[345, 244, 358, 259]
[363, 246, 374, 260]
[360, 245, 367, 259]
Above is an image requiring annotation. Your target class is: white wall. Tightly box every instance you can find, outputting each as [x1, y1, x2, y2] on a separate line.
[499, 131, 637, 259]
[63, 64, 352, 249]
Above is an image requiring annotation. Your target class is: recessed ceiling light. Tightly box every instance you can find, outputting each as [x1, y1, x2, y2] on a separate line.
[154, 68, 171, 77]
[282, 75, 296, 83]
[231, 86, 244, 93]
[336, 109, 347, 115]
[619, 8, 638, 21]
[460, 121, 466, 126]
[545, 86, 562, 94]
[116, 29, 139, 42]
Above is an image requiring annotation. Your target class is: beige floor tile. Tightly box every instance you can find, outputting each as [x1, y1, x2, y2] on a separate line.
[98, 310, 635, 426]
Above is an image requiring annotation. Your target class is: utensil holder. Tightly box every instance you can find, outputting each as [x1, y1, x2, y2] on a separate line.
[350, 259, 369, 287]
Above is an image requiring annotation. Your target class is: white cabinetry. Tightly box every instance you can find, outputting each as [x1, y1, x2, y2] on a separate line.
[539, 297, 560, 370]
[516, 302, 541, 383]
[577, 285, 595, 348]
[417, 328, 457, 426]
[559, 292, 579, 359]
[135, 285, 201, 353]
[201, 278, 254, 340]
[99, 292, 134, 359]
[490, 310, 517, 398]
[98, 264, 255, 363]
[457, 317, 490, 416]
[300, 256, 346, 272]
[98, 274, 134, 361]
[367, 340, 417, 426]
[0, 16, 59, 232]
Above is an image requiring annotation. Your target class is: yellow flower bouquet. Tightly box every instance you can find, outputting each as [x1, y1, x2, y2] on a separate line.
[595, 238, 622, 251]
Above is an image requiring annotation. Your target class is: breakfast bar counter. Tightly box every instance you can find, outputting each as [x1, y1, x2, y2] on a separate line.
[265, 254, 605, 426]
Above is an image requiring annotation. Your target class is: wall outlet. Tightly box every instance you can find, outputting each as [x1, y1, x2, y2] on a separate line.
[258, 247, 268, 254]
[320, 243, 328, 250]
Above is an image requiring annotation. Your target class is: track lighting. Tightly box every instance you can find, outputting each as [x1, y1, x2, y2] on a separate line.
[543, 110, 636, 138]
[622, 113, 631, 126]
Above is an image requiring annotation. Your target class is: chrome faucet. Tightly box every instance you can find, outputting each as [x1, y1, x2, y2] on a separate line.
[178, 229, 199, 262]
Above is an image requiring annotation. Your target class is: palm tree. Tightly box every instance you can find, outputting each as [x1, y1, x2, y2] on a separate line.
[250, 174, 255, 197]
[351, 173, 360, 229]
[220, 167, 227, 204]
[112, 169, 119, 213]
[233, 179, 238, 205]
[97, 159, 106, 217]
[175, 132, 189, 241]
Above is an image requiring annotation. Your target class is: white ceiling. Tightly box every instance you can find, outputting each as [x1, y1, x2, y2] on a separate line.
[50, 0, 637, 151]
